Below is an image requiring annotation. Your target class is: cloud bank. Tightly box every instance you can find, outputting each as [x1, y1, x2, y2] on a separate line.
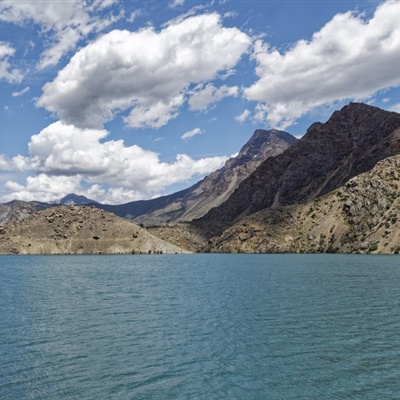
[37, 13, 251, 129]
[245, 0, 400, 128]
[0, 0, 119, 69]
[2, 122, 228, 203]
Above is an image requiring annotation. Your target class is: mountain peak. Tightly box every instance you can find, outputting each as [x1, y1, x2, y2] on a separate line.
[59, 193, 96, 205]
[199, 102, 400, 233]
[237, 128, 297, 161]
[328, 102, 399, 131]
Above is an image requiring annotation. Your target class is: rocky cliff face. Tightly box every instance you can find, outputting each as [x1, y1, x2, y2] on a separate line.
[204, 155, 400, 254]
[200, 103, 400, 233]
[0, 205, 187, 255]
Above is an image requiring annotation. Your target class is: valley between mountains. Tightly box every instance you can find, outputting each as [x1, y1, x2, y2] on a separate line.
[2, 102, 400, 254]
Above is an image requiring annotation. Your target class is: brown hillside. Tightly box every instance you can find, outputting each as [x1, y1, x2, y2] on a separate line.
[0, 206, 188, 255]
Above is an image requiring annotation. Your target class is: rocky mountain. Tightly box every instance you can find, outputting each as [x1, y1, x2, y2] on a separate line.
[3, 102, 400, 255]
[0, 205, 187, 255]
[204, 154, 400, 254]
[199, 103, 400, 234]
[149, 103, 400, 254]
[98, 129, 297, 225]
[59, 193, 97, 205]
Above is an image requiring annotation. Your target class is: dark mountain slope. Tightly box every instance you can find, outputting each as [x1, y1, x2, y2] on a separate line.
[199, 103, 400, 232]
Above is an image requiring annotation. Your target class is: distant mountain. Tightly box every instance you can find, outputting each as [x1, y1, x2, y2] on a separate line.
[0, 200, 53, 226]
[198, 103, 400, 235]
[0, 194, 96, 226]
[59, 193, 97, 205]
[97, 129, 297, 225]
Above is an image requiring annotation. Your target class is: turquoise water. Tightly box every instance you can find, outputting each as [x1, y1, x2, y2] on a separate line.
[1, 254, 400, 399]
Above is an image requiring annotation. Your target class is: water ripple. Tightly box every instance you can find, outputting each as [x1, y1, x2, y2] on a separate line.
[1, 254, 400, 399]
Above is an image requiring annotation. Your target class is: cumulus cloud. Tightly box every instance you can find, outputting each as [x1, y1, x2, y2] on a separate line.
[181, 128, 204, 140]
[189, 84, 239, 111]
[3, 174, 82, 203]
[1, 122, 228, 203]
[0, 0, 120, 69]
[244, 0, 400, 128]
[37, 13, 251, 129]
[0, 42, 22, 82]
[0, 154, 30, 172]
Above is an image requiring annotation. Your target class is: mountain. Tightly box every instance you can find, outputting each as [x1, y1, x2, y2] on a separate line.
[59, 193, 97, 205]
[0, 200, 53, 226]
[0, 129, 296, 228]
[0, 205, 187, 255]
[205, 154, 400, 254]
[97, 129, 297, 225]
[198, 103, 400, 235]
[0, 194, 97, 226]
[3, 102, 400, 254]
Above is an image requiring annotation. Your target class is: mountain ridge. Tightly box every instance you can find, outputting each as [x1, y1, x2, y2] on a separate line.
[0, 128, 296, 227]
[87, 128, 297, 225]
[198, 103, 400, 234]
[3, 102, 400, 255]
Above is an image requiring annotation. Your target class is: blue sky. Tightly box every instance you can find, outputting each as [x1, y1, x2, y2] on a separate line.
[1, 0, 400, 204]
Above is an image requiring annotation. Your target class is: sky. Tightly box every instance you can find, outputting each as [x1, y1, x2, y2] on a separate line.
[1, 0, 400, 204]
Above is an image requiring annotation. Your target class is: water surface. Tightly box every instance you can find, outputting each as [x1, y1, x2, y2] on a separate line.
[1, 254, 400, 399]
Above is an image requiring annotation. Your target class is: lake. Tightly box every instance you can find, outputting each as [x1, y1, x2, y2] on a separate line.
[1, 254, 400, 399]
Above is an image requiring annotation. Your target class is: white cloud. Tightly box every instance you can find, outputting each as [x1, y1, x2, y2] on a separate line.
[189, 83, 239, 111]
[0, 42, 22, 83]
[235, 109, 251, 123]
[181, 128, 204, 140]
[3, 174, 82, 203]
[4, 181, 25, 192]
[170, 0, 185, 7]
[88, 0, 119, 11]
[1, 122, 228, 203]
[0, 155, 9, 170]
[37, 13, 251, 129]
[0, 0, 120, 69]
[12, 86, 30, 97]
[245, 0, 400, 128]
[128, 10, 141, 23]
[0, 154, 30, 172]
